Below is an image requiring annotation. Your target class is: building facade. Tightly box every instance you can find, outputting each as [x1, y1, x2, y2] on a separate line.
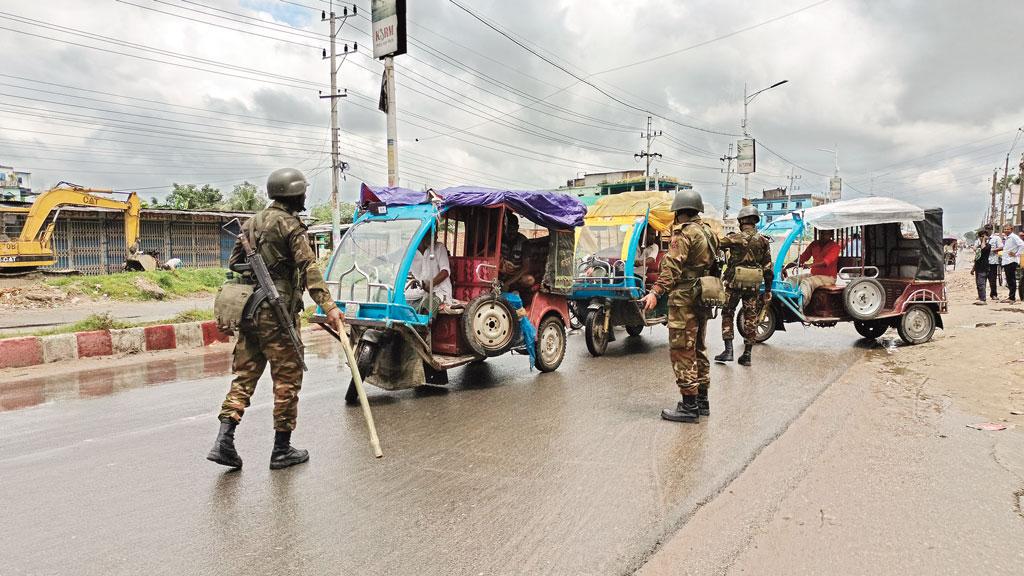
[558, 170, 692, 206]
[0, 166, 34, 202]
[750, 187, 826, 224]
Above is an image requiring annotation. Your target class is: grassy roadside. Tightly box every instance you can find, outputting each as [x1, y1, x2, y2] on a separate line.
[45, 268, 226, 301]
[15, 310, 215, 338]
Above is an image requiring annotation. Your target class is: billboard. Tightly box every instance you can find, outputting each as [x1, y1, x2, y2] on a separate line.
[372, 0, 407, 59]
[829, 177, 842, 201]
[737, 138, 755, 174]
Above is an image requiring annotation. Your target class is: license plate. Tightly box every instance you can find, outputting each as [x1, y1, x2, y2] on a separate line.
[344, 302, 360, 317]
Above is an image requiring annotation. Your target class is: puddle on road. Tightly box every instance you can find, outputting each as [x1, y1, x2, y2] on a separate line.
[0, 332, 342, 413]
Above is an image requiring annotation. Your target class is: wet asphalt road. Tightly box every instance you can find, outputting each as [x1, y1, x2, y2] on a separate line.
[1, 322, 869, 576]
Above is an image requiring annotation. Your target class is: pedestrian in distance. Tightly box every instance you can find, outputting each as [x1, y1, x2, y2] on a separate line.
[1001, 224, 1023, 303]
[641, 189, 720, 422]
[207, 168, 345, 471]
[715, 205, 774, 367]
[972, 228, 992, 305]
[985, 224, 1002, 298]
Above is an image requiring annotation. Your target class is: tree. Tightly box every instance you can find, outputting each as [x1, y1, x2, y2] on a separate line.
[222, 181, 267, 212]
[164, 183, 222, 210]
[310, 201, 356, 224]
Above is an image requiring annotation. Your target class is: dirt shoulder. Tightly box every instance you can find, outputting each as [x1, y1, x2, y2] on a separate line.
[638, 268, 1024, 575]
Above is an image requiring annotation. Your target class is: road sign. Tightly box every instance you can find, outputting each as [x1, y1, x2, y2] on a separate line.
[737, 138, 755, 174]
[372, 0, 407, 58]
[829, 177, 842, 201]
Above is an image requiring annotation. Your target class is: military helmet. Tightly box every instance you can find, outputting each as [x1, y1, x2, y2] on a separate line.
[266, 168, 308, 198]
[736, 205, 760, 223]
[670, 189, 704, 213]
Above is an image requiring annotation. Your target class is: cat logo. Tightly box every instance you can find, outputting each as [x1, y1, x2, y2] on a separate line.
[0, 256, 17, 263]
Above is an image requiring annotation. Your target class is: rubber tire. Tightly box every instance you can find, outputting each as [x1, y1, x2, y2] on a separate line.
[462, 294, 520, 358]
[897, 304, 936, 345]
[568, 300, 584, 331]
[625, 324, 645, 337]
[743, 302, 777, 344]
[584, 307, 609, 357]
[843, 277, 886, 321]
[853, 319, 889, 339]
[345, 341, 376, 405]
[535, 316, 566, 373]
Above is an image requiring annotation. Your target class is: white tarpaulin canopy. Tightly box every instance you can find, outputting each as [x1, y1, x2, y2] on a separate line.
[801, 197, 925, 230]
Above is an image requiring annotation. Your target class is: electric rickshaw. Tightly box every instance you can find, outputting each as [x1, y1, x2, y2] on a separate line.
[942, 235, 958, 270]
[315, 184, 586, 402]
[568, 192, 730, 356]
[749, 197, 948, 346]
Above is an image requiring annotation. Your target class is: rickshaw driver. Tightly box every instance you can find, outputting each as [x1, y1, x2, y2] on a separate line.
[787, 229, 841, 308]
[500, 212, 535, 290]
[405, 232, 453, 314]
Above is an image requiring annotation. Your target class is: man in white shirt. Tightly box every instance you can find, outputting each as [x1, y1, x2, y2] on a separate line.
[634, 226, 660, 277]
[987, 227, 1003, 299]
[405, 233, 452, 314]
[1001, 225, 1023, 302]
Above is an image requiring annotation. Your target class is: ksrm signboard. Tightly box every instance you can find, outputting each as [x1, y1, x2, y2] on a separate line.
[372, 0, 407, 59]
[829, 177, 842, 200]
[736, 138, 755, 174]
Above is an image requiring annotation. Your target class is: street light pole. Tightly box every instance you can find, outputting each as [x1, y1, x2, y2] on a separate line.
[742, 79, 788, 200]
[816, 145, 839, 203]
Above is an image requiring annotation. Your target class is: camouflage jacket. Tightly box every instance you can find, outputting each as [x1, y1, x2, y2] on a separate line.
[229, 201, 337, 316]
[651, 217, 718, 300]
[719, 227, 772, 282]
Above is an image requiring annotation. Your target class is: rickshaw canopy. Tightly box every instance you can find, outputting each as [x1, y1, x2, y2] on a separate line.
[586, 191, 675, 232]
[360, 184, 587, 230]
[801, 197, 925, 230]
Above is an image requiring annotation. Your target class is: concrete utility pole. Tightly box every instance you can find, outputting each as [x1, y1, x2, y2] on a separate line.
[384, 55, 399, 186]
[1017, 153, 1024, 226]
[1001, 154, 1011, 228]
[635, 116, 662, 191]
[320, 5, 356, 248]
[721, 143, 737, 217]
[786, 167, 801, 211]
[991, 168, 999, 228]
[741, 79, 789, 201]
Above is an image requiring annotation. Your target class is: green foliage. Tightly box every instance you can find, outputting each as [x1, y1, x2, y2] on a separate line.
[163, 183, 223, 210]
[47, 268, 227, 300]
[17, 309, 215, 337]
[310, 201, 356, 225]
[169, 309, 215, 323]
[223, 181, 267, 212]
[963, 230, 977, 242]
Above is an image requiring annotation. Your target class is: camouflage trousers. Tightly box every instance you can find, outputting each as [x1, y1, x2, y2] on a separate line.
[219, 308, 304, 431]
[667, 290, 708, 397]
[721, 289, 760, 345]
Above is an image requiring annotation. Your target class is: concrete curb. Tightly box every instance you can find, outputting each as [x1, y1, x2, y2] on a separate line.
[0, 321, 233, 368]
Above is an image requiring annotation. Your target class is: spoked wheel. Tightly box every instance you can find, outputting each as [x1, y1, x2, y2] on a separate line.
[345, 341, 377, 405]
[843, 278, 886, 320]
[584, 307, 609, 357]
[897, 304, 936, 345]
[625, 324, 645, 337]
[535, 316, 567, 372]
[568, 300, 584, 331]
[741, 300, 777, 344]
[854, 319, 889, 339]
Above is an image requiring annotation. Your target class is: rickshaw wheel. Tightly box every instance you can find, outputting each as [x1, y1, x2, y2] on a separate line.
[536, 316, 566, 372]
[749, 303, 777, 343]
[625, 325, 645, 337]
[345, 341, 377, 405]
[843, 277, 886, 320]
[584, 307, 609, 356]
[463, 294, 519, 357]
[853, 319, 889, 339]
[897, 304, 936, 345]
[568, 300, 583, 331]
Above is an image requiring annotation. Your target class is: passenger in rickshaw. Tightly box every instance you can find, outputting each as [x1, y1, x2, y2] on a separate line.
[787, 229, 841, 307]
[500, 212, 535, 291]
[404, 232, 453, 314]
[634, 225, 661, 278]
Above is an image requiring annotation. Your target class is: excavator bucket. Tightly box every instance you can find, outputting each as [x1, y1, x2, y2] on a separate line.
[124, 252, 158, 272]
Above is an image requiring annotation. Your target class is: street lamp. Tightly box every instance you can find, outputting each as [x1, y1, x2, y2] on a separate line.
[741, 79, 788, 199]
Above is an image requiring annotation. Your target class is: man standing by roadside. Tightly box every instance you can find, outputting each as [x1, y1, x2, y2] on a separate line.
[972, 229, 992, 305]
[641, 190, 718, 423]
[207, 167, 345, 470]
[986, 225, 1003, 299]
[1002, 224, 1023, 303]
[715, 205, 773, 367]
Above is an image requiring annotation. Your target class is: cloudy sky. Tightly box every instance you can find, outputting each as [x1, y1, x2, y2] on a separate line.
[1, 0, 1021, 231]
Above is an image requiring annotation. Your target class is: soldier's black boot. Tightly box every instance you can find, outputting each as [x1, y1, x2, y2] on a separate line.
[206, 419, 243, 469]
[738, 343, 753, 366]
[270, 431, 309, 470]
[661, 395, 700, 423]
[697, 386, 710, 416]
[714, 340, 734, 363]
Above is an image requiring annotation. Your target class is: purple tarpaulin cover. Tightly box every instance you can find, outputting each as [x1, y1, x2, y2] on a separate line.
[360, 183, 586, 229]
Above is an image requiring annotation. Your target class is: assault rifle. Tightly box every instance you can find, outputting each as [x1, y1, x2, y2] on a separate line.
[222, 218, 307, 371]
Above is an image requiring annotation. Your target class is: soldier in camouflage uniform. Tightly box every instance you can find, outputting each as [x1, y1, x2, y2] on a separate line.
[715, 205, 774, 368]
[641, 190, 718, 422]
[207, 168, 344, 470]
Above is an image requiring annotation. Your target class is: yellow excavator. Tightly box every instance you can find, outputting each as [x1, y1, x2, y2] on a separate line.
[0, 182, 155, 275]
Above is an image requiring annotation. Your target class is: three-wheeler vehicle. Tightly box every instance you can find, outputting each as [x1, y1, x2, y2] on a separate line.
[748, 197, 948, 346]
[569, 192, 675, 356]
[317, 184, 586, 402]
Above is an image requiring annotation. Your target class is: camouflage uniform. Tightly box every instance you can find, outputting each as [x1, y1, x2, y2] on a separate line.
[650, 217, 717, 397]
[719, 228, 772, 345]
[218, 200, 338, 431]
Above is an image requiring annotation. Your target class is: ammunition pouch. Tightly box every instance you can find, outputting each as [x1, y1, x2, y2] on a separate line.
[730, 265, 763, 293]
[214, 281, 256, 335]
[696, 276, 727, 316]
